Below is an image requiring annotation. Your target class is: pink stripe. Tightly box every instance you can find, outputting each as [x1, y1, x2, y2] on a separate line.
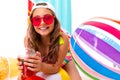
[90, 17, 120, 24]
[83, 21, 120, 39]
[70, 45, 111, 80]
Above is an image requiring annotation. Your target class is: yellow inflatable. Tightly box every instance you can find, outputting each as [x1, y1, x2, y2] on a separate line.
[0, 57, 9, 80]
[0, 57, 20, 80]
[0, 57, 70, 80]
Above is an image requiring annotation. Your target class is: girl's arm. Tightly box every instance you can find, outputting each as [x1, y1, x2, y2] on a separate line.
[24, 32, 69, 74]
[40, 33, 69, 74]
[63, 60, 82, 80]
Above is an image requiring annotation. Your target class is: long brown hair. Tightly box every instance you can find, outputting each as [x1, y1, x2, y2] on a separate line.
[26, 3, 61, 63]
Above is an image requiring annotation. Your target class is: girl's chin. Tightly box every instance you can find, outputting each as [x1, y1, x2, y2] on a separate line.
[39, 32, 50, 36]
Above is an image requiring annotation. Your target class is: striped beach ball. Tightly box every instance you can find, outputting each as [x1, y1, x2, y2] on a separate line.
[70, 17, 120, 80]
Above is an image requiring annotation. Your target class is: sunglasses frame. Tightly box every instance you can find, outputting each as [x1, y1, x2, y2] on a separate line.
[31, 14, 55, 26]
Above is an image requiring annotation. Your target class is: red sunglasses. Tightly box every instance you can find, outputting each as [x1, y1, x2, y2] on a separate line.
[31, 14, 55, 26]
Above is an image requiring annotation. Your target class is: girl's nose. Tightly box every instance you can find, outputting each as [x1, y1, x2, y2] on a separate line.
[40, 19, 45, 25]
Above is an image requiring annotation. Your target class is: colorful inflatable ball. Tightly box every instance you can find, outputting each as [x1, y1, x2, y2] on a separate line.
[70, 17, 120, 80]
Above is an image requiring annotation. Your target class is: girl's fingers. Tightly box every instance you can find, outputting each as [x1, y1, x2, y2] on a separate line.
[24, 55, 42, 63]
[27, 64, 41, 72]
[24, 58, 38, 64]
[23, 62, 39, 72]
[17, 62, 22, 67]
[18, 65, 23, 70]
[27, 66, 37, 72]
[24, 61, 37, 68]
[36, 51, 41, 57]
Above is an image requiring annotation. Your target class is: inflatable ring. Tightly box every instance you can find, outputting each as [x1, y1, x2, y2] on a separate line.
[0, 57, 20, 80]
[0, 57, 70, 80]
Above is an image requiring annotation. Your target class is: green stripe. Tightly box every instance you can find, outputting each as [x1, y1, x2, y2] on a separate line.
[72, 57, 99, 80]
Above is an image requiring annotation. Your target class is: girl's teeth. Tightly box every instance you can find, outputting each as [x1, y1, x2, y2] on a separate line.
[40, 27, 47, 30]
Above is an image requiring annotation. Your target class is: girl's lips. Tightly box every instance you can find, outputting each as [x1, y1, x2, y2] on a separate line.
[39, 27, 49, 30]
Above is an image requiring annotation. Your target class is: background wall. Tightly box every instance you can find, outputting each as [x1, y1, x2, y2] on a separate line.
[0, 0, 120, 57]
[71, 0, 120, 33]
[0, 0, 27, 57]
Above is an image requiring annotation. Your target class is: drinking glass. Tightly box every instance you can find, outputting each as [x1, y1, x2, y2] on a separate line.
[18, 48, 36, 79]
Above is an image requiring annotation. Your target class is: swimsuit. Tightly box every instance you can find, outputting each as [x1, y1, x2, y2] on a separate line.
[59, 37, 72, 67]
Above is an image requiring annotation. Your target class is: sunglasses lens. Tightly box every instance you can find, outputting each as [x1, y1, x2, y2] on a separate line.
[31, 16, 41, 26]
[43, 14, 54, 25]
[31, 14, 54, 26]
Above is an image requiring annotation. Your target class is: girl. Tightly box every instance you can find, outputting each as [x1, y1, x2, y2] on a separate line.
[18, 2, 82, 80]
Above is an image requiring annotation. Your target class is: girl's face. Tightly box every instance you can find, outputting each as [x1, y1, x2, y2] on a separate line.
[32, 8, 55, 36]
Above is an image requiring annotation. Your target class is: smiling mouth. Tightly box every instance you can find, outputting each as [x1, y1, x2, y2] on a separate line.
[39, 27, 49, 30]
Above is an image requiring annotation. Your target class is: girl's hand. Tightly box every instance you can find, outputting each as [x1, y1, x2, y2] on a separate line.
[17, 48, 35, 71]
[23, 51, 42, 72]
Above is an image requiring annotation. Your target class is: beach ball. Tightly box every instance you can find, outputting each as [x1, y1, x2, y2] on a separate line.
[70, 17, 120, 80]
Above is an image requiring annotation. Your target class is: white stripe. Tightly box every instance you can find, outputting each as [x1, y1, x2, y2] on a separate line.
[78, 25, 120, 46]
